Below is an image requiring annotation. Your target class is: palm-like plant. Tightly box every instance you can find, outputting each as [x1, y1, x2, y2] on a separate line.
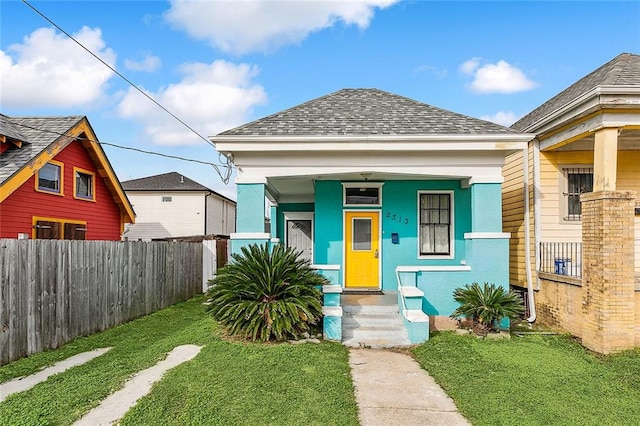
[205, 243, 326, 342]
[451, 282, 524, 333]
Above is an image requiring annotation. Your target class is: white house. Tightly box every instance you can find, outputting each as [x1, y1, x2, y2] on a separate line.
[122, 172, 235, 241]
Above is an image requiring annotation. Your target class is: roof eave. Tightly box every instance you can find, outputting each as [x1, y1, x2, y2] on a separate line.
[519, 85, 640, 134]
[213, 134, 534, 153]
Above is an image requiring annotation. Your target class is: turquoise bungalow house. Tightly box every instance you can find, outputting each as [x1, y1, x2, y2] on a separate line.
[212, 89, 533, 345]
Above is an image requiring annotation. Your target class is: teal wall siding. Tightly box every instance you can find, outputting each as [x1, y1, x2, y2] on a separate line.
[274, 203, 315, 242]
[230, 238, 270, 254]
[236, 184, 266, 232]
[381, 181, 471, 290]
[314, 181, 344, 265]
[470, 183, 503, 232]
[268, 178, 509, 323]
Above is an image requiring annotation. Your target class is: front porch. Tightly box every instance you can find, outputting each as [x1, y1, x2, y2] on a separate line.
[529, 100, 640, 353]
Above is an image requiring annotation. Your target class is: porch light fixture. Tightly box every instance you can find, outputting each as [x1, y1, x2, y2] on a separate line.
[360, 172, 372, 181]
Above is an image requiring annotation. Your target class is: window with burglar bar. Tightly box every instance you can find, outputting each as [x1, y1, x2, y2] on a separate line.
[563, 167, 593, 221]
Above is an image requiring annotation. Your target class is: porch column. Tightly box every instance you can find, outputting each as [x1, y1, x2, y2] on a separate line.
[580, 190, 636, 354]
[593, 128, 618, 191]
[470, 182, 502, 232]
[230, 182, 270, 254]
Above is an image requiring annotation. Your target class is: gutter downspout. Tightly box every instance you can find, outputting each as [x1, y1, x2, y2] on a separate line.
[533, 139, 542, 292]
[523, 144, 537, 323]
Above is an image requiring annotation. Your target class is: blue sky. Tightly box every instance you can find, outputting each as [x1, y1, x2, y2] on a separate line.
[2, 0, 639, 199]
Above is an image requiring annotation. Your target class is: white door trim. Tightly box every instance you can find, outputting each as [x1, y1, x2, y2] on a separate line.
[284, 212, 314, 262]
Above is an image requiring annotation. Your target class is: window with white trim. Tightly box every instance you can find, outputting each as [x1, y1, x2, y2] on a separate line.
[419, 192, 452, 256]
[563, 167, 593, 221]
[343, 183, 383, 206]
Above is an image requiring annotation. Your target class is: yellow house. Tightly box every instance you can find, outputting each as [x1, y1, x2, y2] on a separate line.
[503, 53, 640, 354]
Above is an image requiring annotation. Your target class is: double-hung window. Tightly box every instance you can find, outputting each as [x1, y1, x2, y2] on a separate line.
[419, 192, 452, 257]
[563, 167, 593, 221]
[74, 168, 95, 200]
[37, 162, 62, 194]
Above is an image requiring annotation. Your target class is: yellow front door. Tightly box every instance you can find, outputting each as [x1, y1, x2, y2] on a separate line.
[345, 211, 380, 288]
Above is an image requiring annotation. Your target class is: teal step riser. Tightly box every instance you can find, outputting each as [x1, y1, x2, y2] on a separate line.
[403, 298, 422, 310]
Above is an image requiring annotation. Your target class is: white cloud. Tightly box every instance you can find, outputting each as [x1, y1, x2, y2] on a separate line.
[164, 0, 398, 55]
[124, 53, 161, 72]
[459, 57, 480, 75]
[461, 58, 536, 94]
[117, 60, 267, 145]
[0, 27, 116, 109]
[413, 65, 447, 79]
[480, 111, 519, 127]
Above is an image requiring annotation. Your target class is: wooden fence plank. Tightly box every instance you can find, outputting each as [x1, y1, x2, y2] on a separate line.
[0, 240, 12, 364]
[0, 239, 204, 365]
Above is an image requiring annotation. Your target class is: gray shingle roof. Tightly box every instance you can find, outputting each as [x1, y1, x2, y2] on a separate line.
[122, 172, 211, 191]
[512, 53, 640, 132]
[0, 114, 28, 143]
[0, 115, 84, 184]
[218, 88, 520, 137]
[122, 172, 235, 203]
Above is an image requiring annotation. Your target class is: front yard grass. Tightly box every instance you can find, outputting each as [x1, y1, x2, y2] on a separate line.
[0, 297, 358, 426]
[412, 332, 640, 426]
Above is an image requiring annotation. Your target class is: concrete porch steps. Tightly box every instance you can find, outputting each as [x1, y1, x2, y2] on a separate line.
[341, 293, 412, 348]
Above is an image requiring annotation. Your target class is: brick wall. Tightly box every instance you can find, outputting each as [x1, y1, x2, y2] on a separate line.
[636, 291, 640, 346]
[536, 274, 583, 338]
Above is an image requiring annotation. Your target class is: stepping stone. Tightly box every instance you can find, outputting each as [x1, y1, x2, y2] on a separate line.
[0, 347, 112, 403]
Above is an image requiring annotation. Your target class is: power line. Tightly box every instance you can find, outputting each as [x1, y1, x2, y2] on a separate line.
[5, 119, 236, 177]
[20, 0, 233, 183]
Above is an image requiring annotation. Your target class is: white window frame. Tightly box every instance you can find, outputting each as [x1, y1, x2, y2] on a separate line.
[417, 190, 455, 259]
[342, 182, 384, 207]
[560, 165, 593, 222]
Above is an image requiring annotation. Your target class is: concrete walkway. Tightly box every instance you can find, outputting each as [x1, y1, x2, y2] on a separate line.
[75, 344, 202, 426]
[349, 349, 470, 426]
[0, 347, 112, 403]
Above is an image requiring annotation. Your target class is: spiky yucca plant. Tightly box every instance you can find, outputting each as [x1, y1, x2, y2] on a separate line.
[451, 282, 524, 333]
[205, 243, 326, 342]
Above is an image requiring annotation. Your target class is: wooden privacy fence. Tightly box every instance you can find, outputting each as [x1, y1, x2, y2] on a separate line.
[0, 239, 203, 366]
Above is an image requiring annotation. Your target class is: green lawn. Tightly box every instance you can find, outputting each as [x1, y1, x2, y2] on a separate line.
[412, 332, 640, 426]
[0, 297, 359, 426]
[5, 299, 640, 426]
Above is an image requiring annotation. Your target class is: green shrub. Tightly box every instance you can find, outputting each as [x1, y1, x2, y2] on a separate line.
[205, 243, 326, 341]
[451, 282, 524, 333]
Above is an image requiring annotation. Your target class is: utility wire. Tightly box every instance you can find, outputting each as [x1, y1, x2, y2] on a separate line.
[5, 119, 236, 174]
[20, 0, 233, 183]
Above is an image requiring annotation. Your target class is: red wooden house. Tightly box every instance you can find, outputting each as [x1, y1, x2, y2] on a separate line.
[0, 114, 135, 240]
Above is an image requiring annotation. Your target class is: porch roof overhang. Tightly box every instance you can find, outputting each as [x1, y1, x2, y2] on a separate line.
[212, 133, 533, 153]
[520, 86, 640, 151]
[212, 133, 534, 203]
